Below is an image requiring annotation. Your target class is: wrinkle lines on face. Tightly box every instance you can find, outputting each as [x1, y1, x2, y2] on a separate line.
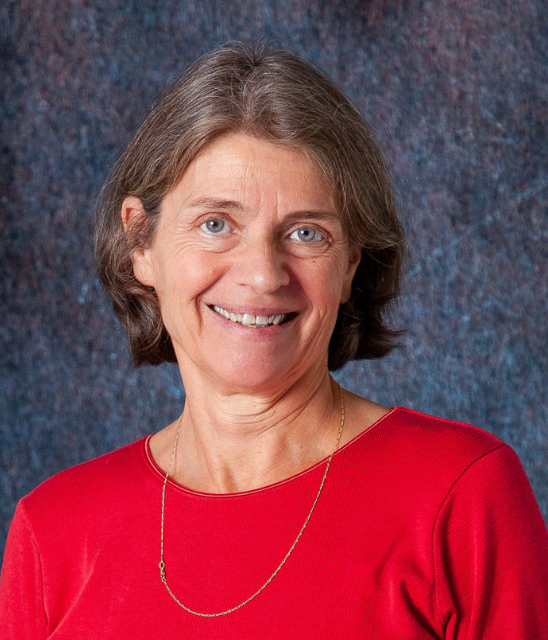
[131, 133, 359, 395]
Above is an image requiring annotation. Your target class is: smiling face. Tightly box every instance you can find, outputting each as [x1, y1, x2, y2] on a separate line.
[126, 133, 360, 394]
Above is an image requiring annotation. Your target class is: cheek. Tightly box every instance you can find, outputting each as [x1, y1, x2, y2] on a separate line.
[156, 250, 224, 306]
[302, 262, 346, 314]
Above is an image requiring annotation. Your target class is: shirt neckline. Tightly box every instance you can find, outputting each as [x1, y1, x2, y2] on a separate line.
[143, 406, 399, 499]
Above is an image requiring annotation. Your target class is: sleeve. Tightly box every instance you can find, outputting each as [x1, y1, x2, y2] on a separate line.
[432, 444, 548, 639]
[0, 500, 48, 639]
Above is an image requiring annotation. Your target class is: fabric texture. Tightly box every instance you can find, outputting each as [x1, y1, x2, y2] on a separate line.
[1, 407, 547, 639]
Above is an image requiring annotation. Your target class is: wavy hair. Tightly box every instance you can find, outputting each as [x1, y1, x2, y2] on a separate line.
[95, 42, 404, 370]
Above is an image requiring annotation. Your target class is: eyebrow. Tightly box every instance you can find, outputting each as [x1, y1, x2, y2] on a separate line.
[284, 210, 341, 223]
[186, 197, 245, 211]
[186, 197, 339, 221]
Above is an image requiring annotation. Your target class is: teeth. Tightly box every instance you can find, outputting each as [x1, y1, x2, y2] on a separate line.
[213, 306, 287, 327]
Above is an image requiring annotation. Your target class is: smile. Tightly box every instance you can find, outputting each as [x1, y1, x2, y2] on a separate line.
[212, 305, 291, 327]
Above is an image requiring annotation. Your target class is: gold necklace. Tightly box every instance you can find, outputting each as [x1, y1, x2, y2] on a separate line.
[159, 385, 345, 617]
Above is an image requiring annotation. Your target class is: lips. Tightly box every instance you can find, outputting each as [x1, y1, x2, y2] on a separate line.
[212, 305, 294, 327]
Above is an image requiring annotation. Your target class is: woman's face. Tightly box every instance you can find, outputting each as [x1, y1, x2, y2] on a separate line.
[129, 133, 360, 393]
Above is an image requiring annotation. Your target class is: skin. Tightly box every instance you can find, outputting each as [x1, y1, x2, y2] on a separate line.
[123, 133, 389, 493]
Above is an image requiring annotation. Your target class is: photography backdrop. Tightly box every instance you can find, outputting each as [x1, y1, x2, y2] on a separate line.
[1, 0, 547, 556]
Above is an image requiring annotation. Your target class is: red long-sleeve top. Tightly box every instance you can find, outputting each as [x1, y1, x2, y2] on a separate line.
[1, 407, 548, 638]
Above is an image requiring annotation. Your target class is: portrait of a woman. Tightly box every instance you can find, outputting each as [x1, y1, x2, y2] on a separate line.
[1, 43, 547, 638]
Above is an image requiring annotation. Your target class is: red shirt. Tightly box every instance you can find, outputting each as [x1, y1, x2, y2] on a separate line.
[1, 407, 548, 638]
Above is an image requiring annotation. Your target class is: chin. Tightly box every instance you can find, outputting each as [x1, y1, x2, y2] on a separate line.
[213, 361, 296, 394]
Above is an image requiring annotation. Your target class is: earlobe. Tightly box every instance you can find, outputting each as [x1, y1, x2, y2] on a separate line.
[121, 197, 155, 288]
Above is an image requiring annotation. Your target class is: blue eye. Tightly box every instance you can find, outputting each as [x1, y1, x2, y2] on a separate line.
[290, 227, 324, 243]
[201, 219, 229, 234]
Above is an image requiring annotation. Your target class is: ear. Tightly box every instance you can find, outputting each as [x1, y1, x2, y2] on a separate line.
[121, 196, 155, 288]
[340, 247, 361, 304]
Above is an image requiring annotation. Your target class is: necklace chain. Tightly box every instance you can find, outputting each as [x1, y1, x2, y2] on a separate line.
[159, 384, 345, 617]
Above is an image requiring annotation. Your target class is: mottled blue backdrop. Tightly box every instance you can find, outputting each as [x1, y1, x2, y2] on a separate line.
[1, 0, 547, 557]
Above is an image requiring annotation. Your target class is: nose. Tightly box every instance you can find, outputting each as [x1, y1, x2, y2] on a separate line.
[234, 236, 290, 294]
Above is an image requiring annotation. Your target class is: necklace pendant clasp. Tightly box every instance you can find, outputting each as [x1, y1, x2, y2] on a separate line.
[159, 560, 166, 582]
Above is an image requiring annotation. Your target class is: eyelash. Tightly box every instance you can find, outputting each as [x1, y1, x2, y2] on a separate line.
[199, 218, 231, 235]
[199, 217, 329, 247]
[289, 227, 325, 243]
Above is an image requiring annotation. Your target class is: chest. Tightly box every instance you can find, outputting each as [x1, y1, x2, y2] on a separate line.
[43, 470, 442, 639]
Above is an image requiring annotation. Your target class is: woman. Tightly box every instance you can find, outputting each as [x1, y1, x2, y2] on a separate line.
[1, 43, 547, 638]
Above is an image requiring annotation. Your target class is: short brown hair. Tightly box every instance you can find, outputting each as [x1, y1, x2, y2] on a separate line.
[95, 42, 404, 371]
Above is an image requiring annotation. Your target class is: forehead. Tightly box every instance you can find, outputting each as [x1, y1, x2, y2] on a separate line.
[174, 133, 336, 206]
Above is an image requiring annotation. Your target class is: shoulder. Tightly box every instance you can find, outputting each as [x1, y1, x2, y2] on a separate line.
[337, 405, 523, 516]
[20, 437, 150, 522]
[338, 405, 547, 552]
[378, 406, 507, 471]
[344, 392, 507, 472]
[346, 403, 508, 471]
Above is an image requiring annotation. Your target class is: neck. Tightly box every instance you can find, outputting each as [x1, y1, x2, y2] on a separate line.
[166, 370, 341, 493]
